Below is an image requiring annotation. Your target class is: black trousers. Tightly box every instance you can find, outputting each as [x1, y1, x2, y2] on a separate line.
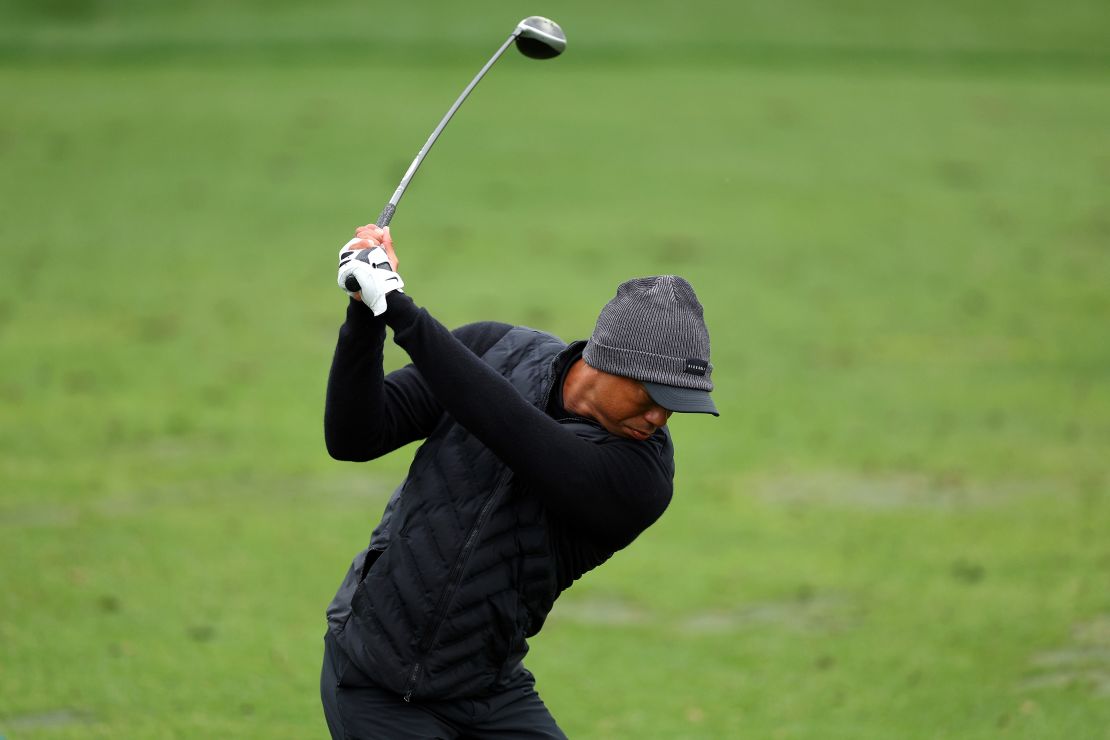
[320, 631, 567, 740]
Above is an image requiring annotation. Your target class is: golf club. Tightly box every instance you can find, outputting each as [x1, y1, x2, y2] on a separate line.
[346, 16, 566, 292]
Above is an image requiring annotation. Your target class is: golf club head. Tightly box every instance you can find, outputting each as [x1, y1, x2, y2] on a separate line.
[515, 16, 566, 59]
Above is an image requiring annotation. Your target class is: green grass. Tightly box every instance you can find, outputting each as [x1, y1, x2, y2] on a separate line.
[2, 1, 1109, 737]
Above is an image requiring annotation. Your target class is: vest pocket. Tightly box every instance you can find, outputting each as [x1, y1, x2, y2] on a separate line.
[359, 547, 385, 582]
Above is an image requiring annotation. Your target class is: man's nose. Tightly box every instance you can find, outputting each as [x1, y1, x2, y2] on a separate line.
[645, 405, 672, 429]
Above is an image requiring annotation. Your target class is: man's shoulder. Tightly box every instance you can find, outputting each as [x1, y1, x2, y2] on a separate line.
[450, 321, 515, 356]
[453, 321, 572, 357]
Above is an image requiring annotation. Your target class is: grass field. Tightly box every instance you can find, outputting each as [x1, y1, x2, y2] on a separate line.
[2, 1, 1109, 737]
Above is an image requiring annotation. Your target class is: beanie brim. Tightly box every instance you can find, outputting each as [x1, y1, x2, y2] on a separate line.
[643, 382, 719, 416]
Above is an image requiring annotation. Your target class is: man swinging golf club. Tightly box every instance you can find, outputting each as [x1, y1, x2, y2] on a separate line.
[320, 224, 718, 738]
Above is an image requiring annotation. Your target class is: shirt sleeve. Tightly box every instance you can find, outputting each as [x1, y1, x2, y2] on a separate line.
[323, 298, 513, 462]
[382, 292, 674, 548]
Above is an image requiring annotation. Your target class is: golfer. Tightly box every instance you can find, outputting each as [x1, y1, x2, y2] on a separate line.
[321, 224, 717, 738]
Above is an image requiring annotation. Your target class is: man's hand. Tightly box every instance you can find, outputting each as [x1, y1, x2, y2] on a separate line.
[352, 225, 399, 271]
[338, 225, 404, 316]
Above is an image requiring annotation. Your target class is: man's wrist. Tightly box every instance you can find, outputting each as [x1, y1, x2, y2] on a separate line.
[381, 291, 420, 331]
[346, 296, 383, 326]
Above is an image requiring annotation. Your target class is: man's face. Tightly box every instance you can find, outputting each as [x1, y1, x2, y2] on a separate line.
[586, 370, 674, 441]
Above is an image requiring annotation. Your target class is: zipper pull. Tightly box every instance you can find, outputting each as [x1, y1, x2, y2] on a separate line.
[403, 662, 421, 702]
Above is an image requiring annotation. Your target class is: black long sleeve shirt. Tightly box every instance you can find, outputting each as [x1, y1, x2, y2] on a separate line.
[324, 293, 673, 566]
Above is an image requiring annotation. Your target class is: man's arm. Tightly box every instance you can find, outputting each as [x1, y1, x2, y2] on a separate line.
[382, 292, 673, 549]
[324, 300, 438, 461]
[324, 299, 514, 462]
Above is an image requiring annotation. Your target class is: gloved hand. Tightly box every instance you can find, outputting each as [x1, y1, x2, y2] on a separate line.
[337, 239, 405, 316]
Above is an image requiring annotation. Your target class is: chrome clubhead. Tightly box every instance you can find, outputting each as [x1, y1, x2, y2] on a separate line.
[515, 16, 566, 59]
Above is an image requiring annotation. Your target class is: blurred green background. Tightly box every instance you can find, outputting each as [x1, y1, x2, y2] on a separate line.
[2, 1, 1108, 737]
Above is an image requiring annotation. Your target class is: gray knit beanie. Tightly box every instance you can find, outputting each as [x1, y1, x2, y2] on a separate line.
[582, 275, 717, 416]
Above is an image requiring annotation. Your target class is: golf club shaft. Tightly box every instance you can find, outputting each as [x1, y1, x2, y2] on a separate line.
[345, 30, 522, 293]
[374, 30, 521, 230]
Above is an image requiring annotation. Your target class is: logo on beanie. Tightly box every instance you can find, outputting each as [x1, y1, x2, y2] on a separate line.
[684, 359, 708, 376]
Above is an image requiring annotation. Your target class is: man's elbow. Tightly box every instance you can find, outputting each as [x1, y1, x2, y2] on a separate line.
[325, 435, 375, 462]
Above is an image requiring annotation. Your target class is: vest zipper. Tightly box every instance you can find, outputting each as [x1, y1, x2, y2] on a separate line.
[402, 469, 512, 702]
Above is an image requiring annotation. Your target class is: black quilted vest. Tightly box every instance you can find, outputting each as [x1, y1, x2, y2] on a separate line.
[328, 326, 611, 700]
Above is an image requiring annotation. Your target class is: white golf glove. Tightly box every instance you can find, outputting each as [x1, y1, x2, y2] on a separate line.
[337, 239, 405, 316]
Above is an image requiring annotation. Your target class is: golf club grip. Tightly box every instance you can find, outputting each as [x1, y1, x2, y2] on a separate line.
[344, 202, 398, 292]
[375, 202, 396, 228]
